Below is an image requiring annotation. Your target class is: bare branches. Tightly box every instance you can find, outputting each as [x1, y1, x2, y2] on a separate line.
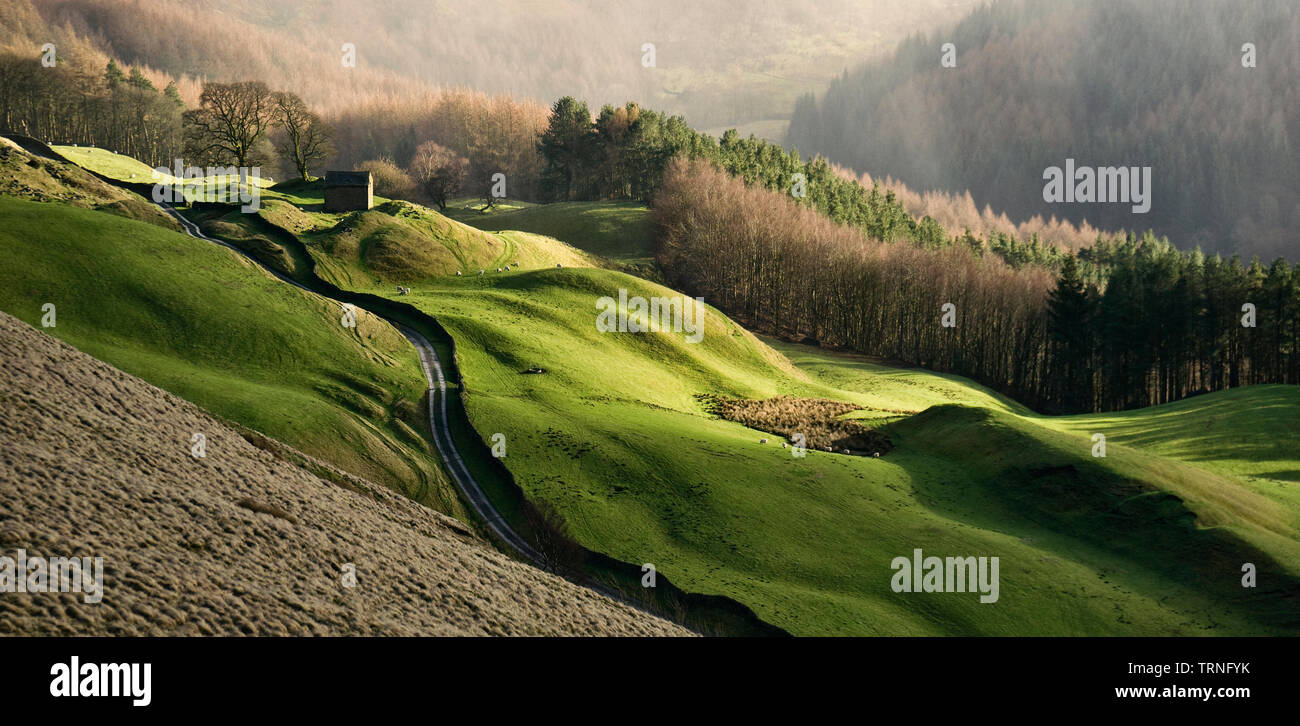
[407, 141, 467, 210]
[272, 91, 334, 181]
[184, 81, 274, 168]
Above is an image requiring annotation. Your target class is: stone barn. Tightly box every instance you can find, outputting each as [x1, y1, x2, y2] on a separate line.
[323, 171, 373, 212]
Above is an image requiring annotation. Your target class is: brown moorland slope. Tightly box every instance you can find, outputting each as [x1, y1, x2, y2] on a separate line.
[0, 312, 690, 636]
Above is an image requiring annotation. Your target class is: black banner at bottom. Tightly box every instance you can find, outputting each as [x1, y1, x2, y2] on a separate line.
[0, 636, 1286, 715]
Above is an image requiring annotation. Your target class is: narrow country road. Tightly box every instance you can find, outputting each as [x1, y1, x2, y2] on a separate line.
[157, 202, 541, 562]
[5, 133, 789, 635]
[3, 135, 544, 563]
[159, 203, 706, 626]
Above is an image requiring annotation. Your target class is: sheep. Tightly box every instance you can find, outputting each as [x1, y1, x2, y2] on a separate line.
[456, 271, 462, 276]
[497, 267, 502, 272]
[556, 263, 562, 268]
[781, 442, 787, 449]
[873, 452, 881, 458]
[842, 449, 850, 455]
[478, 269, 484, 276]
[759, 438, 768, 444]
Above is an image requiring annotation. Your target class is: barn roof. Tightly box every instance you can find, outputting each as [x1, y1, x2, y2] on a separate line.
[324, 171, 372, 187]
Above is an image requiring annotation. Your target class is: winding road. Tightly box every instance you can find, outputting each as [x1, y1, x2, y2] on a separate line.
[7, 133, 542, 567]
[5, 134, 786, 633]
[158, 202, 543, 562]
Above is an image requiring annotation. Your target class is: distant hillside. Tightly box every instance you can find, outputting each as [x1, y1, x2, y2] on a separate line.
[786, 0, 1300, 260]
[0, 311, 690, 636]
[14, 0, 972, 129]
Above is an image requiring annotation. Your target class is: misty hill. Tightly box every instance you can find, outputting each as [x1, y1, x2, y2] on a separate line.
[0, 311, 689, 636]
[14, 0, 972, 132]
[786, 0, 1300, 260]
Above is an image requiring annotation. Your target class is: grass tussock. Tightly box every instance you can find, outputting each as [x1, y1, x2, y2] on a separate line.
[236, 498, 298, 524]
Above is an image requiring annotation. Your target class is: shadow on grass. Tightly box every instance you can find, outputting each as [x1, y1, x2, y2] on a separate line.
[884, 404, 1300, 634]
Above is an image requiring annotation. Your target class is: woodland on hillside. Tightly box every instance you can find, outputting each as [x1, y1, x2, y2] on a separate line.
[0, 50, 182, 167]
[655, 159, 1300, 413]
[786, 0, 1300, 260]
[533, 96, 1097, 268]
[9, 0, 971, 130]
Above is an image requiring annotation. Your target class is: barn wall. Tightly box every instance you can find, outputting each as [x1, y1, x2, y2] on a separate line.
[324, 186, 372, 212]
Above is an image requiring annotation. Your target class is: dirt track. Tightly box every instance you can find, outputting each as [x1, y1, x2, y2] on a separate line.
[0, 311, 690, 636]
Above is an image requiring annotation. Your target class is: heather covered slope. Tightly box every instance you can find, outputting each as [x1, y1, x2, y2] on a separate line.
[0, 312, 690, 636]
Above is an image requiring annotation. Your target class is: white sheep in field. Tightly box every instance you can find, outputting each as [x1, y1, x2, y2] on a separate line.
[456, 271, 462, 276]
[759, 438, 768, 444]
[478, 269, 484, 276]
[497, 267, 502, 272]
[873, 452, 881, 458]
[781, 442, 787, 448]
[842, 449, 850, 455]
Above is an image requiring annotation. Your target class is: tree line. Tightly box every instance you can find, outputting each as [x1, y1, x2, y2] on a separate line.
[326, 90, 547, 206]
[1050, 238, 1300, 411]
[181, 80, 333, 180]
[536, 95, 1088, 273]
[654, 159, 1300, 413]
[0, 47, 337, 181]
[0, 50, 183, 167]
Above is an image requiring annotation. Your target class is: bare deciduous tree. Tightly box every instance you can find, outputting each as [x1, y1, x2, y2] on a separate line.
[184, 81, 275, 167]
[407, 140, 467, 210]
[272, 91, 334, 181]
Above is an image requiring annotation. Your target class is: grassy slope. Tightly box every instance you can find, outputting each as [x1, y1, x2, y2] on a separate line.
[248, 187, 1300, 634]
[57, 155, 1299, 635]
[245, 198, 600, 290]
[0, 194, 463, 518]
[52, 145, 276, 188]
[411, 273, 1300, 635]
[450, 200, 656, 266]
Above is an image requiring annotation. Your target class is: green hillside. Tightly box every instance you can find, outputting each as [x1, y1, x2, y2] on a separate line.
[42, 147, 1300, 636]
[226, 189, 1300, 635]
[53, 144, 277, 188]
[224, 198, 601, 291]
[452, 200, 655, 266]
[0, 187, 463, 517]
[416, 275, 1300, 635]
